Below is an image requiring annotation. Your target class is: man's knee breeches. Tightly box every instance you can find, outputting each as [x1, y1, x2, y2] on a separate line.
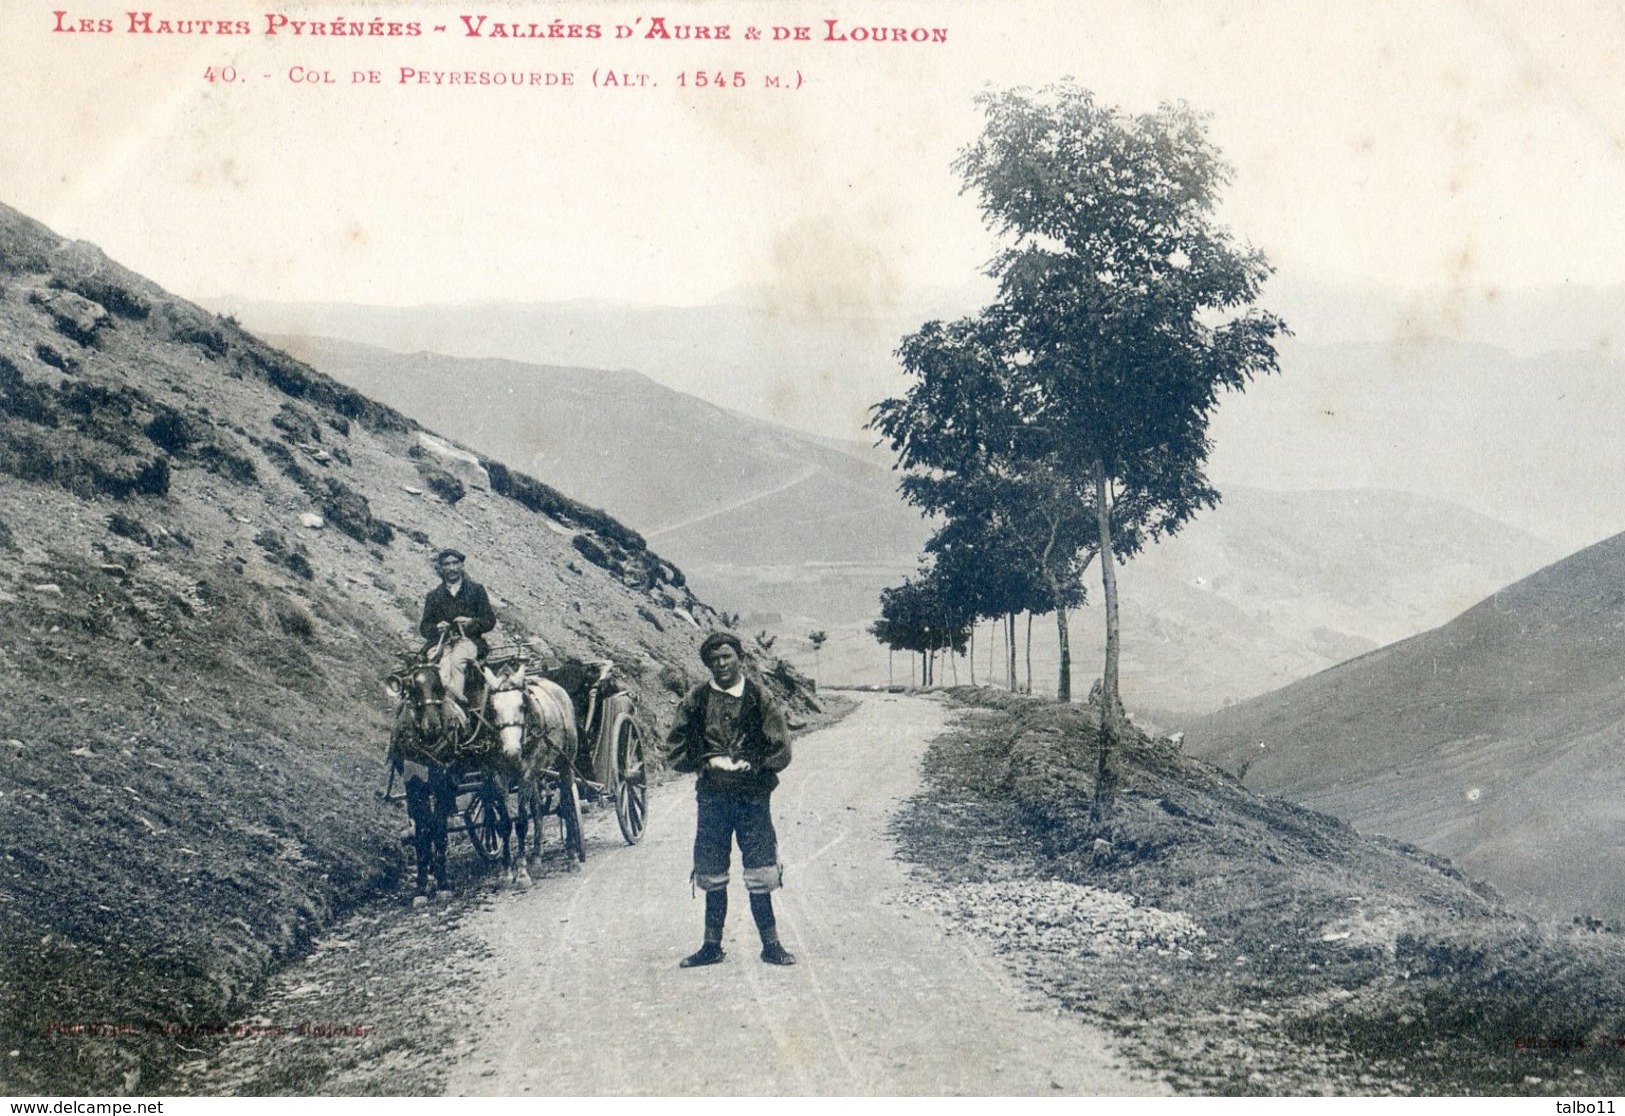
[691, 792, 782, 893]
[438, 639, 478, 699]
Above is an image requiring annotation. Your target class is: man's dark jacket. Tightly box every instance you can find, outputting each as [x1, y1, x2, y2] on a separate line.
[666, 675, 791, 796]
[419, 579, 497, 655]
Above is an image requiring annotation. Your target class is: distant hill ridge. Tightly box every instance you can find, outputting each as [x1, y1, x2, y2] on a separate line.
[264, 333, 1560, 711]
[1188, 529, 1625, 918]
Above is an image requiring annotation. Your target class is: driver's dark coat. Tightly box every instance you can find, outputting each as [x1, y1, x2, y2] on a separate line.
[418, 578, 497, 654]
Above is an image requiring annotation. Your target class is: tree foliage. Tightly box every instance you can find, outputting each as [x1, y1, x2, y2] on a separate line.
[868, 574, 972, 686]
[874, 81, 1285, 815]
[953, 82, 1285, 552]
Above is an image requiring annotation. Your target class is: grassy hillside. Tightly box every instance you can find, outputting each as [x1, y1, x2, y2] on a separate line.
[902, 690, 1625, 1094]
[1186, 531, 1625, 920]
[0, 203, 812, 1095]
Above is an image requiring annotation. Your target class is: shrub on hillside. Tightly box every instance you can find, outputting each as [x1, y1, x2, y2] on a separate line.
[144, 408, 197, 455]
[106, 512, 154, 548]
[272, 402, 324, 444]
[33, 342, 78, 372]
[0, 354, 59, 426]
[52, 274, 150, 320]
[415, 460, 465, 504]
[275, 601, 317, 641]
[320, 478, 392, 546]
[196, 442, 258, 485]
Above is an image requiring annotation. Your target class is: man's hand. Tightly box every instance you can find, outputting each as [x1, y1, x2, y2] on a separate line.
[706, 756, 751, 773]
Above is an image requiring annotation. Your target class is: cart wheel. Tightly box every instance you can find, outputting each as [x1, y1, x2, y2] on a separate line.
[611, 714, 647, 845]
[463, 780, 506, 865]
[559, 759, 587, 865]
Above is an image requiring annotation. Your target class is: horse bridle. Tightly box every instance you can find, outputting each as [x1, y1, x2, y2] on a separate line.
[483, 666, 531, 735]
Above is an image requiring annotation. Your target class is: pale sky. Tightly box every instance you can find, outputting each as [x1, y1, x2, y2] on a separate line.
[7, 0, 1625, 310]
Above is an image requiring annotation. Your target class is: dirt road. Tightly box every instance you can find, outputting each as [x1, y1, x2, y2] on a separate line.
[433, 691, 1164, 1096]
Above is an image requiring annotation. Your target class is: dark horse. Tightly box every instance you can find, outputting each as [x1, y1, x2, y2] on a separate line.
[388, 655, 470, 901]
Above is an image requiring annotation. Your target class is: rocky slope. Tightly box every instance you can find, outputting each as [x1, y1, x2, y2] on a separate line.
[0, 202, 810, 1095]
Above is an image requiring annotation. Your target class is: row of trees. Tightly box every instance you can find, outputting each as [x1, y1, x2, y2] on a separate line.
[869, 81, 1285, 812]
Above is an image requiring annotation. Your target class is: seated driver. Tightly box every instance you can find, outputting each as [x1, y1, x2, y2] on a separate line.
[419, 548, 497, 706]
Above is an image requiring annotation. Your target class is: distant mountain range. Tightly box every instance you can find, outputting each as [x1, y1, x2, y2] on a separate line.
[1187, 531, 1625, 918]
[1206, 337, 1625, 554]
[220, 295, 934, 446]
[1260, 271, 1625, 360]
[1118, 486, 1558, 716]
[264, 334, 1561, 717]
[223, 288, 1625, 553]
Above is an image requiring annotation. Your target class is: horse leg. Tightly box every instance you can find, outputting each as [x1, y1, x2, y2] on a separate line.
[433, 814, 449, 894]
[522, 783, 542, 876]
[500, 784, 517, 887]
[405, 775, 433, 903]
[430, 767, 455, 894]
[512, 784, 533, 887]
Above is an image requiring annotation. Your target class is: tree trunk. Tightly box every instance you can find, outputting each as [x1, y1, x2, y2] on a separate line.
[1092, 463, 1121, 822]
[1046, 566, 1073, 702]
[968, 627, 977, 687]
[888, 648, 894, 689]
[1006, 612, 1017, 690]
[1024, 612, 1033, 695]
[1055, 602, 1072, 702]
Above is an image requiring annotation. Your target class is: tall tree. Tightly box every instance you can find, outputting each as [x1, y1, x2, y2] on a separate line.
[874, 84, 1284, 814]
[956, 82, 1286, 815]
[806, 629, 827, 680]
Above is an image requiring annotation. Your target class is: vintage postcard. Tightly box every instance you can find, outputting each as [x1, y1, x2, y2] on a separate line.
[5, 0, 1625, 1101]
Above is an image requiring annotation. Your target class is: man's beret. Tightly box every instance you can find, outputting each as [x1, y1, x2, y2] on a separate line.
[699, 631, 743, 662]
[435, 548, 467, 564]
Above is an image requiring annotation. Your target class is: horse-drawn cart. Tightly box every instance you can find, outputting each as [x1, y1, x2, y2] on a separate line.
[382, 646, 646, 897]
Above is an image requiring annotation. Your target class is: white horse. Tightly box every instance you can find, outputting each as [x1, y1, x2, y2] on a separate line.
[480, 662, 578, 885]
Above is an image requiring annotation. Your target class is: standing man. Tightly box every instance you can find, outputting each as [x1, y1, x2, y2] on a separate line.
[419, 548, 497, 706]
[666, 631, 796, 967]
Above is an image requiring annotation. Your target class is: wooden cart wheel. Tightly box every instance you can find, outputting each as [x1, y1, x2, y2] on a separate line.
[462, 779, 507, 865]
[611, 713, 647, 845]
